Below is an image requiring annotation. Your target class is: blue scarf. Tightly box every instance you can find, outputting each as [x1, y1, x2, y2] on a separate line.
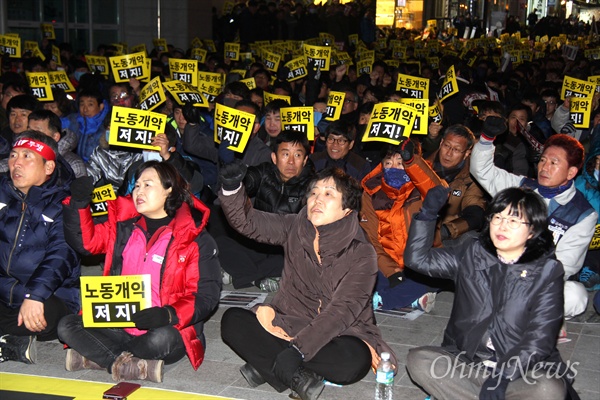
[523, 177, 573, 199]
[384, 168, 410, 189]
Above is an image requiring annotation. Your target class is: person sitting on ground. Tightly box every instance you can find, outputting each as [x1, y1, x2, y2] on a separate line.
[405, 186, 571, 400]
[471, 118, 597, 320]
[310, 120, 372, 182]
[219, 166, 397, 400]
[216, 130, 315, 291]
[0, 130, 80, 364]
[0, 94, 42, 158]
[58, 161, 221, 382]
[360, 139, 447, 312]
[257, 99, 290, 146]
[66, 88, 110, 163]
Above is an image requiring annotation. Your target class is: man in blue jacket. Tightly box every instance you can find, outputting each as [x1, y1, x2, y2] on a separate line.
[0, 130, 80, 364]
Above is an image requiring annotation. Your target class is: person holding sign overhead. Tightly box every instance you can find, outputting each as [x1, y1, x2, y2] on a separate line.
[58, 161, 221, 382]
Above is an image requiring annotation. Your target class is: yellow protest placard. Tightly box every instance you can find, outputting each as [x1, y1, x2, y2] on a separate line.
[198, 81, 223, 103]
[39, 23, 55, 40]
[108, 106, 167, 151]
[325, 91, 344, 122]
[303, 44, 332, 72]
[385, 59, 400, 68]
[130, 43, 147, 56]
[262, 50, 281, 73]
[439, 65, 459, 102]
[81, 275, 152, 328]
[570, 97, 592, 128]
[169, 58, 198, 87]
[396, 73, 429, 99]
[109, 52, 149, 82]
[284, 57, 308, 82]
[203, 39, 217, 53]
[214, 104, 255, 153]
[348, 34, 359, 47]
[191, 48, 208, 63]
[48, 71, 76, 93]
[588, 75, 600, 93]
[264, 91, 291, 106]
[400, 98, 428, 135]
[405, 61, 421, 76]
[280, 106, 314, 140]
[240, 77, 256, 90]
[224, 42, 240, 61]
[356, 59, 372, 76]
[86, 55, 110, 76]
[222, 0, 235, 15]
[427, 56, 440, 70]
[427, 19, 437, 28]
[589, 224, 600, 250]
[90, 184, 117, 216]
[1, 35, 21, 58]
[198, 71, 224, 87]
[561, 75, 595, 100]
[362, 102, 417, 144]
[152, 38, 168, 53]
[111, 43, 125, 55]
[139, 77, 166, 111]
[336, 51, 353, 65]
[25, 41, 45, 60]
[392, 44, 407, 60]
[163, 80, 208, 107]
[429, 99, 443, 123]
[26, 72, 53, 102]
[319, 32, 335, 46]
[49, 45, 60, 65]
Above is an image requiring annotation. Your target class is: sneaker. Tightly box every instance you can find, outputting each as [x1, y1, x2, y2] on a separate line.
[65, 348, 103, 371]
[258, 277, 280, 292]
[240, 363, 266, 388]
[0, 335, 36, 364]
[290, 367, 325, 400]
[578, 267, 600, 291]
[411, 292, 437, 313]
[111, 351, 163, 383]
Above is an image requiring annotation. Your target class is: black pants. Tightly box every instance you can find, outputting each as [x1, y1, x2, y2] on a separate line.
[221, 307, 371, 391]
[0, 295, 70, 341]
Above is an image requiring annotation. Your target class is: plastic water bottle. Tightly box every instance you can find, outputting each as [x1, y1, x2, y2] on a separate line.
[375, 352, 394, 400]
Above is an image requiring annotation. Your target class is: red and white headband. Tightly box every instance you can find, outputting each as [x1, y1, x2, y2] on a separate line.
[13, 139, 56, 161]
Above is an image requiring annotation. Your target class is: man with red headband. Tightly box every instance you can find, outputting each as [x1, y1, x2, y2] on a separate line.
[0, 130, 80, 365]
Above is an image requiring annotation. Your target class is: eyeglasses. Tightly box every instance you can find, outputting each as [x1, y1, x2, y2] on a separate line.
[489, 214, 531, 229]
[544, 100, 556, 105]
[326, 136, 349, 145]
[111, 92, 130, 101]
[441, 142, 467, 155]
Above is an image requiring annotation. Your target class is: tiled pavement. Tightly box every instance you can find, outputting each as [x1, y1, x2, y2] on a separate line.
[1, 264, 598, 400]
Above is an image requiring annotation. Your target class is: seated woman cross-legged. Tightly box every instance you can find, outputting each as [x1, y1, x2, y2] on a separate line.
[404, 186, 571, 400]
[58, 161, 221, 382]
[218, 165, 397, 400]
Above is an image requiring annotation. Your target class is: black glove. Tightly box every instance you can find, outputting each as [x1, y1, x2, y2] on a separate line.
[183, 102, 201, 124]
[218, 140, 235, 165]
[482, 116, 507, 140]
[387, 271, 405, 288]
[70, 176, 94, 204]
[277, 66, 291, 82]
[420, 185, 450, 221]
[131, 306, 173, 330]
[219, 159, 247, 191]
[273, 346, 304, 386]
[399, 138, 415, 164]
[479, 376, 510, 400]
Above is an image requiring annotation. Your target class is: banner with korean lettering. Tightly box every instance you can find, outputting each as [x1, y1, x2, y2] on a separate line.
[264, 91, 291, 106]
[191, 47, 208, 63]
[262, 50, 282, 73]
[81, 275, 152, 328]
[356, 59, 372, 76]
[51, 45, 61, 65]
[86, 55, 109, 76]
[163, 80, 208, 107]
[90, 184, 117, 216]
[48, 71, 76, 93]
[561, 76, 595, 100]
[41, 23, 56, 39]
[439, 65, 459, 102]
[224, 42, 240, 61]
[285, 57, 308, 82]
[362, 102, 417, 144]
[198, 81, 223, 103]
[570, 97, 592, 129]
[26, 72, 53, 102]
[109, 52, 150, 83]
[396, 73, 429, 99]
[139, 77, 166, 111]
[130, 43, 147, 56]
[214, 104, 255, 153]
[429, 99, 443, 123]
[399, 99, 428, 135]
[152, 38, 168, 53]
[24, 41, 45, 60]
[198, 71, 224, 88]
[169, 58, 198, 87]
[303, 44, 331, 72]
[1, 35, 21, 58]
[325, 91, 344, 121]
[108, 106, 167, 150]
[588, 75, 600, 93]
[240, 77, 256, 90]
[203, 39, 217, 53]
[280, 106, 314, 140]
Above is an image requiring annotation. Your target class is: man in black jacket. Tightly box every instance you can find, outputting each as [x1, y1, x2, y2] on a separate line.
[217, 130, 315, 290]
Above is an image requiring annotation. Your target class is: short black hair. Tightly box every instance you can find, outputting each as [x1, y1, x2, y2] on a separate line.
[305, 167, 362, 212]
[443, 124, 475, 150]
[224, 81, 251, 99]
[77, 88, 104, 105]
[380, 138, 422, 161]
[270, 129, 310, 155]
[264, 99, 290, 115]
[28, 109, 62, 135]
[325, 119, 354, 141]
[7, 94, 41, 114]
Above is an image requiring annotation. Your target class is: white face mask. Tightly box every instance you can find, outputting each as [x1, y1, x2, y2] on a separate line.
[142, 150, 162, 162]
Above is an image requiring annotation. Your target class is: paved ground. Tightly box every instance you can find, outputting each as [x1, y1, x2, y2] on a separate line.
[1, 263, 599, 400]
